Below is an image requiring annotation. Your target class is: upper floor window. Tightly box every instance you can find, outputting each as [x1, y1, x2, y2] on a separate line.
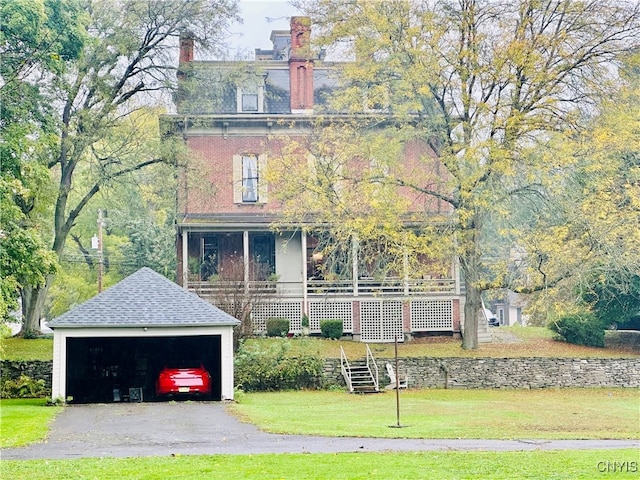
[233, 154, 268, 204]
[242, 154, 259, 202]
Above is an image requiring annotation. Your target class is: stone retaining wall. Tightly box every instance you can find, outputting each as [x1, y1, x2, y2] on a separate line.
[325, 357, 640, 389]
[1, 360, 53, 390]
[3, 357, 639, 393]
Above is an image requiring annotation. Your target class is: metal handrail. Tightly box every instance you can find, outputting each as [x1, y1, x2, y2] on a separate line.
[340, 346, 353, 392]
[365, 344, 379, 392]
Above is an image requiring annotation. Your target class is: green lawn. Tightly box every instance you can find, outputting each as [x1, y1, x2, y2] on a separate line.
[2, 327, 638, 362]
[1, 337, 54, 361]
[2, 392, 639, 479]
[229, 389, 640, 440]
[244, 328, 639, 359]
[2, 450, 639, 479]
[0, 398, 62, 448]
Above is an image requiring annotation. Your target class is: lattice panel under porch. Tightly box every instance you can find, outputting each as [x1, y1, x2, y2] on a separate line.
[360, 301, 403, 343]
[308, 302, 353, 333]
[410, 300, 453, 331]
[252, 302, 302, 332]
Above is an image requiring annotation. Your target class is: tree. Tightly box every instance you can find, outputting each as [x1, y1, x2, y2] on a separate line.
[0, 0, 86, 323]
[7, 0, 240, 336]
[285, 0, 640, 348]
[526, 50, 640, 326]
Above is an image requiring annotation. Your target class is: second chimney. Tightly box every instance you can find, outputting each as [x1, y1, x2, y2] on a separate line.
[289, 17, 314, 114]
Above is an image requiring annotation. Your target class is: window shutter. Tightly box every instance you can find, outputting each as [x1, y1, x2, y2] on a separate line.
[258, 154, 268, 203]
[233, 154, 242, 203]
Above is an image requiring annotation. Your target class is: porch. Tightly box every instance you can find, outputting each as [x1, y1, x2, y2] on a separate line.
[178, 228, 464, 342]
[187, 279, 461, 342]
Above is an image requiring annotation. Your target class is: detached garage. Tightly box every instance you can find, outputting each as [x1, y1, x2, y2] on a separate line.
[49, 268, 240, 403]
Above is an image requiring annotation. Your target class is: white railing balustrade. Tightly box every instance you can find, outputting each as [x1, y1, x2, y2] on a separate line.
[188, 277, 456, 298]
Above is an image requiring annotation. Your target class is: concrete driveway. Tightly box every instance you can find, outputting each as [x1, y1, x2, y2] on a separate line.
[2, 402, 637, 460]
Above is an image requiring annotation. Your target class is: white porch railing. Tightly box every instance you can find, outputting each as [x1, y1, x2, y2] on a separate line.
[188, 278, 456, 297]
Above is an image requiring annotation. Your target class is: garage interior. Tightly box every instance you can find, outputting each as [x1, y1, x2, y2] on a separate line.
[65, 335, 222, 403]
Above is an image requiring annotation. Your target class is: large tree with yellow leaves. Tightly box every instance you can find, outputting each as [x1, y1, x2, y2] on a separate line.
[274, 0, 640, 348]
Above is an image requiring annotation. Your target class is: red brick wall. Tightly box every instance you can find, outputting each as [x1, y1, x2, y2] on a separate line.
[183, 135, 284, 214]
[181, 133, 451, 217]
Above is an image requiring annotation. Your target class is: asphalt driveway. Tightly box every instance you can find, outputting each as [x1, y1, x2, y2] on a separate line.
[2, 402, 637, 460]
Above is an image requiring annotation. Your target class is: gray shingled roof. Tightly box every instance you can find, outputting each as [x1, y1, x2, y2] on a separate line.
[48, 267, 240, 328]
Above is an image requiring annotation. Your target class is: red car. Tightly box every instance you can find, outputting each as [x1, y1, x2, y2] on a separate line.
[156, 361, 212, 398]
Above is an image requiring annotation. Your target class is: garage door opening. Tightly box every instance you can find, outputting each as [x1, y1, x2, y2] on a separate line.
[65, 335, 222, 403]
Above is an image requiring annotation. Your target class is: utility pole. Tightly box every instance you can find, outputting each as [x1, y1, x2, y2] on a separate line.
[97, 209, 104, 293]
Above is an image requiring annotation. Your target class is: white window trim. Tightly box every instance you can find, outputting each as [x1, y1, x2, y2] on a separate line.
[233, 154, 268, 204]
[236, 85, 265, 113]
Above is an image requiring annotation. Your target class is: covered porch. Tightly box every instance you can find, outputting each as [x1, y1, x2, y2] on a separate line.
[177, 225, 464, 342]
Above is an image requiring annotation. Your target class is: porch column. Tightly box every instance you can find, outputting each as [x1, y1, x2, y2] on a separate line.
[301, 231, 308, 309]
[182, 229, 188, 288]
[243, 230, 250, 285]
[352, 235, 359, 296]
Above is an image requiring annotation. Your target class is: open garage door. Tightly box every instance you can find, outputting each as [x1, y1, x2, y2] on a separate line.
[65, 335, 222, 403]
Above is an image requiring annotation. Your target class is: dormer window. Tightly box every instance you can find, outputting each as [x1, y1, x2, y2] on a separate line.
[237, 82, 265, 113]
[242, 93, 258, 112]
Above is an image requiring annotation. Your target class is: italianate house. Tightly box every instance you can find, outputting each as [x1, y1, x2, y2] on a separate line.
[162, 17, 469, 342]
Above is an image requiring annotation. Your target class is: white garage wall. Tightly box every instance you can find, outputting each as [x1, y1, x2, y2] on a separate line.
[51, 326, 236, 402]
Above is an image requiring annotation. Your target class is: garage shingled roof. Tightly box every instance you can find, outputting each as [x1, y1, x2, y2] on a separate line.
[48, 267, 240, 328]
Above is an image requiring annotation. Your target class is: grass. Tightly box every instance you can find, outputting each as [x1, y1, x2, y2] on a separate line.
[2, 332, 638, 479]
[2, 450, 639, 479]
[228, 389, 640, 440]
[2, 327, 637, 362]
[1, 337, 54, 361]
[0, 398, 62, 448]
[244, 327, 639, 359]
[2, 391, 638, 479]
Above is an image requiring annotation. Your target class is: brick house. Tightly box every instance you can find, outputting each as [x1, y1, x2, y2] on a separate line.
[162, 17, 466, 342]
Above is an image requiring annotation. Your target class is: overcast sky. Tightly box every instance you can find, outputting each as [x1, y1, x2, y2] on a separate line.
[227, 1, 302, 57]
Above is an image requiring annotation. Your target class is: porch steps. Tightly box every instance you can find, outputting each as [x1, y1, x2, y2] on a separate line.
[347, 361, 379, 393]
[340, 345, 380, 393]
[478, 323, 492, 343]
[460, 307, 492, 343]
[478, 302, 492, 343]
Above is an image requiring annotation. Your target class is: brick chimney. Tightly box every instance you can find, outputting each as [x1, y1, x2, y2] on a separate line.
[289, 17, 314, 114]
[178, 32, 194, 78]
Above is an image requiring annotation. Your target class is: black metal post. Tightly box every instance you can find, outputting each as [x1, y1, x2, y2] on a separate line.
[394, 334, 400, 427]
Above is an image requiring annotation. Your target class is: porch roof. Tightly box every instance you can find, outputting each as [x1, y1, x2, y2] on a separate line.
[178, 212, 295, 230]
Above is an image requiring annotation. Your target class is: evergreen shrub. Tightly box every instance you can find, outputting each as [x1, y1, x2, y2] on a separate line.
[266, 318, 289, 337]
[234, 340, 324, 391]
[320, 319, 343, 339]
[548, 312, 606, 347]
